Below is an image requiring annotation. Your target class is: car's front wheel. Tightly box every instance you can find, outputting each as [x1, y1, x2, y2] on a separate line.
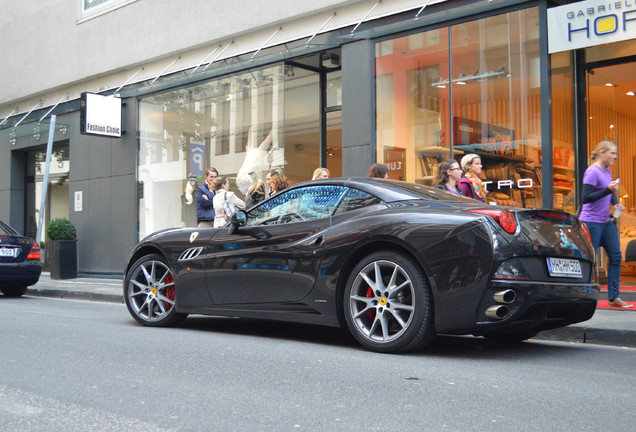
[124, 253, 187, 327]
[343, 251, 435, 353]
[1, 284, 28, 297]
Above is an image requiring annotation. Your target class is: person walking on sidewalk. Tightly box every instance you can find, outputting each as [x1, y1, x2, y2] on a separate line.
[580, 141, 632, 308]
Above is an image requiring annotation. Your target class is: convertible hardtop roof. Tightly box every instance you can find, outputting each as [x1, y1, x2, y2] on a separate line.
[288, 177, 475, 204]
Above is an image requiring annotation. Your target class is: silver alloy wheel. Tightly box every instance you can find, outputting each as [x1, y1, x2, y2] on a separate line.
[348, 259, 416, 343]
[126, 259, 176, 323]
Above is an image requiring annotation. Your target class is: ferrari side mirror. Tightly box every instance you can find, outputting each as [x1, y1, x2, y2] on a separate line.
[228, 210, 247, 234]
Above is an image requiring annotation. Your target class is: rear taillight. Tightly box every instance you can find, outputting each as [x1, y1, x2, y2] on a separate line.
[468, 208, 517, 234]
[27, 241, 41, 260]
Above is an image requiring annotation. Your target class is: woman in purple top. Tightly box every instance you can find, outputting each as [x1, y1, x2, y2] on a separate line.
[432, 160, 464, 195]
[580, 141, 631, 308]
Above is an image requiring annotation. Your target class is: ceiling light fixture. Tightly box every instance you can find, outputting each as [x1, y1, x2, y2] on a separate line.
[431, 67, 507, 88]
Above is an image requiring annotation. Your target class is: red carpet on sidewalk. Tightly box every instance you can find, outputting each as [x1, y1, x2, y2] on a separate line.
[597, 286, 636, 310]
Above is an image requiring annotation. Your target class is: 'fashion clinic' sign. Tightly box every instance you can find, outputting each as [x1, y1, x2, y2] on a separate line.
[80, 92, 122, 137]
[548, 0, 636, 53]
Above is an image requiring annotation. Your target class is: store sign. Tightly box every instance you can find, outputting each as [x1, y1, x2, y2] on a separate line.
[483, 179, 534, 190]
[189, 139, 205, 179]
[548, 0, 636, 53]
[80, 92, 122, 137]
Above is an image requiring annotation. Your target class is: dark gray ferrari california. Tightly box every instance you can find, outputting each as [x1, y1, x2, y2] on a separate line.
[124, 178, 599, 353]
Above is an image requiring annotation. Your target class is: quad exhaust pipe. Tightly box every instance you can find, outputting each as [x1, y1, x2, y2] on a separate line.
[485, 289, 516, 320]
[494, 289, 516, 304]
[486, 305, 509, 320]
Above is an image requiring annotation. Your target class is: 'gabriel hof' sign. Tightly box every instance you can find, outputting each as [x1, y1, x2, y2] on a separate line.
[80, 92, 122, 138]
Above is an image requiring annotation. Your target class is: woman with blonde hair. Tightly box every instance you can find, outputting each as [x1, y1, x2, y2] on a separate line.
[312, 167, 330, 180]
[457, 154, 486, 201]
[212, 176, 246, 228]
[580, 141, 631, 308]
[432, 160, 463, 195]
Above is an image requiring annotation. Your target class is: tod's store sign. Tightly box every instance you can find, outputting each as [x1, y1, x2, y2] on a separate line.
[548, 0, 636, 53]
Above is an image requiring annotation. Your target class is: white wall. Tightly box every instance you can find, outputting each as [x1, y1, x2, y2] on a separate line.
[0, 0, 355, 105]
[0, 0, 445, 111]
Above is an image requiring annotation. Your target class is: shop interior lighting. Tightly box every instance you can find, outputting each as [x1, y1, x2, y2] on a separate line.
[432, 67, 508, 88]
[626, 91, 635, 96]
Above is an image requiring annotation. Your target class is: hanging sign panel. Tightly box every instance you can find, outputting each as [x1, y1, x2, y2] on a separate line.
[548, 0, 636, 53]
[80, 92, 122, 137]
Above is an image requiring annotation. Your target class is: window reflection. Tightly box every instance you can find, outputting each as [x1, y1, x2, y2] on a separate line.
[375, 7, 544, 209]
[137, 63, 323, 237]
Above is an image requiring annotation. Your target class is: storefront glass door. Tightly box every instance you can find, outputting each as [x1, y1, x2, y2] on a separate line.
[586, 63, 636, 274]
[26, 146, 70, 266]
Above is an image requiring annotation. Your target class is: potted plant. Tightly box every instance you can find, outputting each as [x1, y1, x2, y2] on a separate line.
[46, 217, 77, 279]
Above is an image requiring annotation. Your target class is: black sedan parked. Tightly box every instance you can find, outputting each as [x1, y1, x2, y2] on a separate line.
[124, 178, 599, 353]
[0, 220, 43, 297]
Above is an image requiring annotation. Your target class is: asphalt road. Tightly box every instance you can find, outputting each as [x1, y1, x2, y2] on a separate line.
[1, 296, 635, 432]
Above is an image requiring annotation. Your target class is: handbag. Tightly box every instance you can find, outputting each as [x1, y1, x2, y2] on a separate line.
[223, 191, 237, 219]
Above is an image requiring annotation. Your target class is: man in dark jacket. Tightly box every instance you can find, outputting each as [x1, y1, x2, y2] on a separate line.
[196, 167, 218, 227]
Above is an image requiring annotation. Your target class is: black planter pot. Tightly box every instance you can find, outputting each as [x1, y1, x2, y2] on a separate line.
[49, 239, 78, 280]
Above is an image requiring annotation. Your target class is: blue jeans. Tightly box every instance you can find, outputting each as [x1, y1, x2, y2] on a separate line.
[584, 221, 622, 301]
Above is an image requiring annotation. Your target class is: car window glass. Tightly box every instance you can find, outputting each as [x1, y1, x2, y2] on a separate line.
[247, 185, 347, 226]
[0, 220, 18, 236]
[334, 188, 381, 215]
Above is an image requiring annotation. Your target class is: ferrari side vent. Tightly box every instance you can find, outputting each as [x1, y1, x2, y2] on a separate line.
[178, 247, 203, 261]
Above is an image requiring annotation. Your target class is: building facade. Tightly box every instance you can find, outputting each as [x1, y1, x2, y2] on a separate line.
[1, 0, 635, 275]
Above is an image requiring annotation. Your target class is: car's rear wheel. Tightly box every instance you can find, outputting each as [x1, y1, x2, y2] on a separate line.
[1, 284, 28, 297]
[124, 254, 187, 327]
[343, 251, 435, 353]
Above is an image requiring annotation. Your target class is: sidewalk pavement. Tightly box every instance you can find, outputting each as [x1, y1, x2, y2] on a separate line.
[26, 272, 636, 349]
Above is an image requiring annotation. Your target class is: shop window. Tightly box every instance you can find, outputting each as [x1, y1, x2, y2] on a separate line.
[137, 62, 323, 238]
[375, 7, 544, 209]
[551, 52, 576, 214]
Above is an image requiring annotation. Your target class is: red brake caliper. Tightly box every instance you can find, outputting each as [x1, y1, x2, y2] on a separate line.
[164, 274, 175, 310]
[366, 287, 375, 320]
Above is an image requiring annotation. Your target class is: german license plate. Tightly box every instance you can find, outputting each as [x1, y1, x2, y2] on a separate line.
[546, 258, 582, 278]
[0, 248, 17, 258]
